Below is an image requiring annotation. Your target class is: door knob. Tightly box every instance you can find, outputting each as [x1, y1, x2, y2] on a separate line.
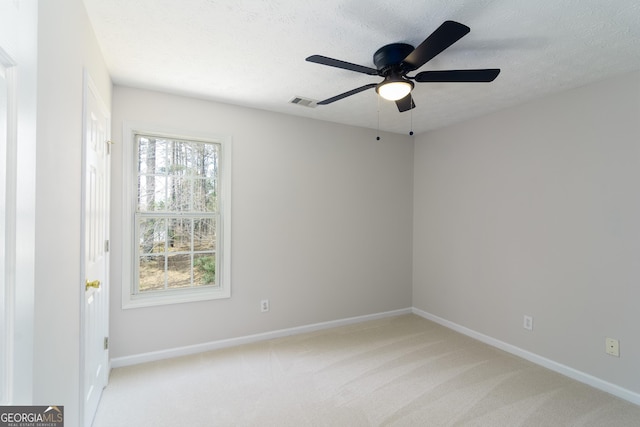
[86, 279, 101, 290]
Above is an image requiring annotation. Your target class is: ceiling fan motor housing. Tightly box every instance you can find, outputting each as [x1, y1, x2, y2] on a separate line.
[373, 43, 414, 71]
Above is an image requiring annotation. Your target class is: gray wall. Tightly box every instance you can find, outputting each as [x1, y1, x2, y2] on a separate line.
[413, 71, 640, 394]
[110, 86, 415, 359]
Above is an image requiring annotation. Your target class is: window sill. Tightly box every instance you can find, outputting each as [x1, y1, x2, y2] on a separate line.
[122, 286, 230, 309]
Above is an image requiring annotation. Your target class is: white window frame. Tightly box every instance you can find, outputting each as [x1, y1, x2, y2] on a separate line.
[122, 123, 231, 309]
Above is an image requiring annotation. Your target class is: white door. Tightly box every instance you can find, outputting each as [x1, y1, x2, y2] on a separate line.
[82, 74, 110, 427]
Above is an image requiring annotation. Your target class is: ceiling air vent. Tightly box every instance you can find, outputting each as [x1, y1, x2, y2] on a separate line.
[289, 96, 318, 108]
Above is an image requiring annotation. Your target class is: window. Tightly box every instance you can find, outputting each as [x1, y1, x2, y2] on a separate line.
[123, 125, 231, 308]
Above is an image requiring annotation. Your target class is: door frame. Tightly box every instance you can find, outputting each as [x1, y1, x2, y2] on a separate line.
[0, 0, 38, 404]
[0, 43, 17, 407]
[79, 69, 111, 425]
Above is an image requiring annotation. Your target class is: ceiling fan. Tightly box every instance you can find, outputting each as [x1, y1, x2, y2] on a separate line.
[306, 20, 500, 112]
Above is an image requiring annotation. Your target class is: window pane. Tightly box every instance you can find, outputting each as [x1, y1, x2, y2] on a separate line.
[138, 218, 166, 254]
[138, 138, 168, 174]
[138, 175, 166, 211]
[167, 218, 192, 252]
[194, 218, 216, 251]
[167, 254, 192, 289]
[166, 176, 192, 211]
[194, 253, 216, 286]
[199, 143, 219, 177]
[137, 137, 154, 174]
[193, 178, 217, 212]
[139, 255, 166, 292]
[177, 140, 198, 175]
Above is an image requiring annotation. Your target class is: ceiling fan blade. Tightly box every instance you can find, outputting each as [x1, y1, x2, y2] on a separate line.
[317, 83, 378, 105]
[395, 94, 416, 112]
[414, 69, 501, 82]
[306, 55, 379, 76]
[402, 21, 470, 71]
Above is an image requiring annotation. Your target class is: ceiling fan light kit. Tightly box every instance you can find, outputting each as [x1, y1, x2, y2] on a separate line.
[376, 76, 414, 101]
[306, 20, 500, 112]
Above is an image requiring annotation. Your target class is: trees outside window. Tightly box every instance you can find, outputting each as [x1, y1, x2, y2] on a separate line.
[124, 129, 231, 308]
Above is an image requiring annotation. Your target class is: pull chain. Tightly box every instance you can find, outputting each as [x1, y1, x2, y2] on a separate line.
[409, 93, 414, 136]
[376, 94, 381, 141]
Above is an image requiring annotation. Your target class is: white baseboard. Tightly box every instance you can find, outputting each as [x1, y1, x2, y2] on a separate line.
[110, 308, 412, 369]
[412, 307, 640, 406]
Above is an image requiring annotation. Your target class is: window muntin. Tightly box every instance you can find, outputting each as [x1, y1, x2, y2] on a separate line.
[134, 135, 221, 294]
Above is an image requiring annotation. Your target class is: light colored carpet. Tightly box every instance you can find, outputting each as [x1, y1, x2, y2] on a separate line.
[92, 315, 640, 426]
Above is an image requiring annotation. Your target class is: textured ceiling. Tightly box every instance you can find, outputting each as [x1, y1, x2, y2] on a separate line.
[82, 0, 640, 135]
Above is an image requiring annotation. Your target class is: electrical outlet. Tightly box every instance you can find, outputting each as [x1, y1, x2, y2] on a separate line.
[260, 299, 269, 313]
[523, 315, 533, 331]
[605, 337, 619, 357]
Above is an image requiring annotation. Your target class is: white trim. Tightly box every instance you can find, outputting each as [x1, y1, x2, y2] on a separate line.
[412, 307, 640, 406]
[0, 47, 17, 406]
[0, 2, 36, 404]
[78, 69, 89, 422]
[110, 308, 412, 368]
[121, 122, 232, 309]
